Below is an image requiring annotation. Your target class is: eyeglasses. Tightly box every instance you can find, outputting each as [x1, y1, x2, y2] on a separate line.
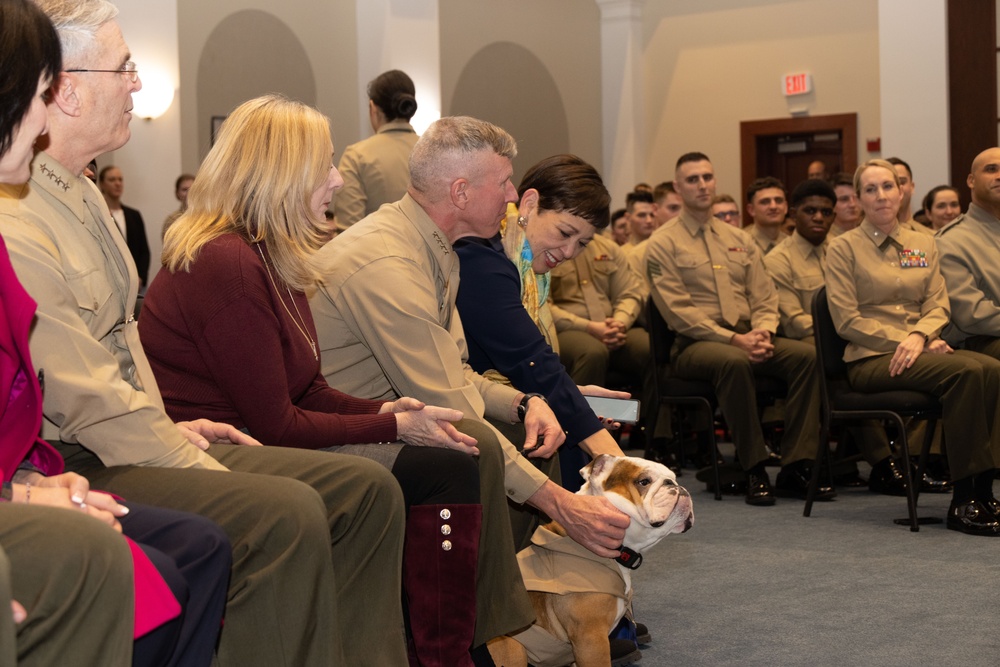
[714, 210, 740, 220]
[66, 60, 139, 83]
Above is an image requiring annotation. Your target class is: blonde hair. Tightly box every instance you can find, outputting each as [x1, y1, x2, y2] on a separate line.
[853, 159, 900, 195]
[163, 94, 332, 290]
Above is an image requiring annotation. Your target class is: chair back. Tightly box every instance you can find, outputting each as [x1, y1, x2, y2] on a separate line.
[811, 286, 854, 411]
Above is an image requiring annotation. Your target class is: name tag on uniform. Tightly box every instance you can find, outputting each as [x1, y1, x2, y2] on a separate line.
[898, 249, 928, 268]
[727, 247, 749, 253]
[594, 254, 611, 262]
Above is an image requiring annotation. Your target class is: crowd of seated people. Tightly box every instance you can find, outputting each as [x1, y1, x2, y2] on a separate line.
[3, 0, 1000, 664]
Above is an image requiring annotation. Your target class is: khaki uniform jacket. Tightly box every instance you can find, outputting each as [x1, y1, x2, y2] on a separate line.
[549, 234, 645, 332]
[512, 524, 627, 667]
[902, 217, 935, 237]
[826, 219, 949, 363]
[310, 194, 548, 502]
[333, 120, 418, 230]
[748, 223, 781, 255]
[0, 153, 223, 470]
[644, 212, 779, 343]
[936, 203, 1000, 346]
[763, 231, 826, 340]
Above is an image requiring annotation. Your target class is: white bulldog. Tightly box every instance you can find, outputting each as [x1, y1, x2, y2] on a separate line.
[490, 454, 694, 667]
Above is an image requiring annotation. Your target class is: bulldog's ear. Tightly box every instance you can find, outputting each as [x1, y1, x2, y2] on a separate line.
[582, 454, 615, 481]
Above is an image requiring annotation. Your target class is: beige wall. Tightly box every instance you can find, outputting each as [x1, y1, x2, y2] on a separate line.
[177, 0, 361, 173]
[438, 0, 604, 184]
[641, 0, 880, 203]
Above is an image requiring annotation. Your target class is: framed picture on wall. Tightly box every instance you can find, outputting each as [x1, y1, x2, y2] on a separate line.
[211, 115, 227, 146]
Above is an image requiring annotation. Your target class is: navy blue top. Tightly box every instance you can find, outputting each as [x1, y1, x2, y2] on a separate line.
[454, 234, 603, 448]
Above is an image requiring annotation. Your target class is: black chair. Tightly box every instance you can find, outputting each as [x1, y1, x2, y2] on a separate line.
[645, 300, 724, 499]
[806, 287, 941, 531]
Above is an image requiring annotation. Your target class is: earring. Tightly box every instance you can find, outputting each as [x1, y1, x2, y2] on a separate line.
[517, 216, 527, 228]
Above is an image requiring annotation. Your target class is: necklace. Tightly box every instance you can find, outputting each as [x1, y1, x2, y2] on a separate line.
[255, 243, 318, 360]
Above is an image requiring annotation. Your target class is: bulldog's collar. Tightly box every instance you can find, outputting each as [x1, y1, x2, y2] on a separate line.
[615, 546, 643, 570]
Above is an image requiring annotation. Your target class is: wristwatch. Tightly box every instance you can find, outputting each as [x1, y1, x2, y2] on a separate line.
[517, 393, 547, 422]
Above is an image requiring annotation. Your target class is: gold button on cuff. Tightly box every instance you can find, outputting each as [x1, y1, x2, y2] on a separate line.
[441, 540, 452, 551]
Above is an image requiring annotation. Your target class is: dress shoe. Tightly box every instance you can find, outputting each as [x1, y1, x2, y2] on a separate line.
[833, 471, 868, 487]
[634, 622, 651, 646]
[695, 445, 726, 469]
[775, 461, 837, 501]
[697, 463, 745, 494]
[609, 638, 642, 666]
[707, 479, 748, 495]
[984, 497, 1000, 519]
[745, 469, 776, 506]
[946, 499, 1000, 536]
[919, 472, 953, 494]
[867, 458, 909, 496]
[830, 459, 867, 487]
[762, 447, 782, 467]
[646, 446, 681, 475]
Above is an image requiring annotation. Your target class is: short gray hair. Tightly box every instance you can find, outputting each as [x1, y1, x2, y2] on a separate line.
[33, 0, 118, 66]
[409, 116, 517, 200]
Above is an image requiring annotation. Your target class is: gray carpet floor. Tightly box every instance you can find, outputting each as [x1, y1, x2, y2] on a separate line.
[623, 452, 1000, 667]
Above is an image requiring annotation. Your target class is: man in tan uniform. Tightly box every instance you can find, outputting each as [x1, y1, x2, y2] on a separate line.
[309, 116, 630, 574]
[652, 181, 683, 229]
[828, 172, 861, 239]
[643, 152, 830, 505]
[745, 176, 788, 255]
[0, 2, 407, 663]
[764, 179, 913, 493]
[938, 147, 1000, 358]
[550, 233, 649, 389]
[888, 157, 935, 236]
[549, 232, 656, 447]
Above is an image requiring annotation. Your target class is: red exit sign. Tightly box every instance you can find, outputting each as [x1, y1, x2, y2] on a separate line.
[783, 72, 813, 96]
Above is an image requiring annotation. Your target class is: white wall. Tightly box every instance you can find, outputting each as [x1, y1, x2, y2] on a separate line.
[103, 0, 181, 285]
[640, 0, 881, 206]
[878, 0, 950, 192]
[354, 0, 441, 136]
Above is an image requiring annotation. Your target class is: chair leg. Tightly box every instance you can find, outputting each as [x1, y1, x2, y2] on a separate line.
[890, 416, 921, 532]
[804, 417, 832, 517]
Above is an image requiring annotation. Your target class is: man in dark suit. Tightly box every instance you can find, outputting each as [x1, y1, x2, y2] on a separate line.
[98, 165, 150, 285]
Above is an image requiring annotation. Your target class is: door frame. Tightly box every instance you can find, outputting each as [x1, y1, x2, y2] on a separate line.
[739, 112, 858, 205]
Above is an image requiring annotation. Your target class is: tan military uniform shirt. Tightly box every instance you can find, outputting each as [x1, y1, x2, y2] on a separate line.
[644, 212, 779, 343]
[310, 194, 548, 503]
[333, 119, 419, 230]
[902, 217, 935, 237]
[763, 231, 826, 340]
[826, 219, 949, 363]
[549, 234, 645, 332]
[936, 203, 1000, 345]
[0, 152, 223, 470]
[748, 223, 781, 255]
[828, 222, 850, 239]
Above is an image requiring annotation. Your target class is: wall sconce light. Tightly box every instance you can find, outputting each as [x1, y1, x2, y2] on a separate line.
[132, 68, 175, 120]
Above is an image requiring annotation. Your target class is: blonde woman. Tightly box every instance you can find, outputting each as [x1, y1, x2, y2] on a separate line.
[140, 95, 486, 666]
[826, 159, 1000, 535]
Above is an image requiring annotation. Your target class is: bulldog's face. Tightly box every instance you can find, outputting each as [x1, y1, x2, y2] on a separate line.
[580, 454, 694, 554]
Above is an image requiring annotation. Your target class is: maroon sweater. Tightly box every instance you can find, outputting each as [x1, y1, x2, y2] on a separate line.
[139, 233, 397, 447]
